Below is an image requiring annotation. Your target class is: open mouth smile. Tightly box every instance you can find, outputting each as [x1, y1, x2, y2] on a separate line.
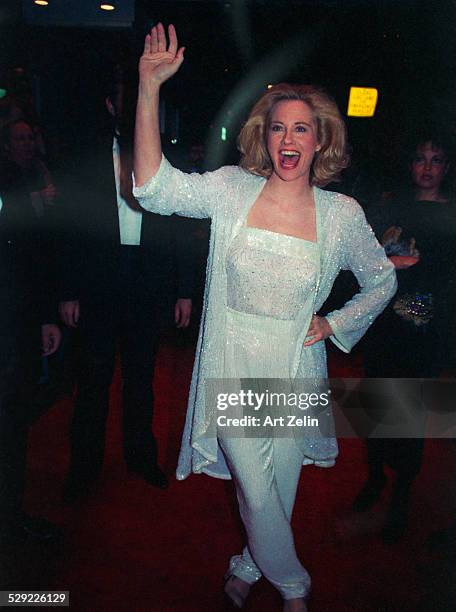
[279, 149, 301, 169]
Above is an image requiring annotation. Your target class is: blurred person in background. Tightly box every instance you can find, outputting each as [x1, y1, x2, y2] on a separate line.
[0, 127, 61, 559]
[0, 118, 63, 398]
[354, 130, 456, 543]
[57, 65, 196, 502]
[0, 119, 57, 215]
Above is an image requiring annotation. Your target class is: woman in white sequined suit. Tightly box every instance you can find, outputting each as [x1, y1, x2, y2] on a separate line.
[133, 24, 396, 612]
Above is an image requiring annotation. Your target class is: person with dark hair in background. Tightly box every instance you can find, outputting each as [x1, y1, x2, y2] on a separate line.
[133, 24, 396, 610]
[0, 119, 57, 215]
[0, 67, 47, 158]
[57, 66, 195, 502]
[354, 131, 456, 543]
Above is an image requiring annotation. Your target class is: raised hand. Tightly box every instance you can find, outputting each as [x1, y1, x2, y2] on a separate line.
[139, 23, 185, 89]
[135, 23, 182, 185]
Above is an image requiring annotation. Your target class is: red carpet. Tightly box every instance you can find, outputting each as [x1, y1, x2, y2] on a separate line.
[17, 335, 456, 611]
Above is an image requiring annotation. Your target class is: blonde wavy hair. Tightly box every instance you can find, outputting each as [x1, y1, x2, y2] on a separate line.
[238, 83, 349, 186]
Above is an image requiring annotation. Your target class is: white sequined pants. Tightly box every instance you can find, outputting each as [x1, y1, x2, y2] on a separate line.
[219, 434, 311, 600]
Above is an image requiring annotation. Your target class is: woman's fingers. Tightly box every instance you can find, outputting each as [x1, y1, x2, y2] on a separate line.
[168, 23, 178, 55]
[143, 33, 151, 55]
[149, 23, 179, 57]
[175, 46, 185, 68]
[150, 25, 158, 53]
[303, 315, 333, 347]
[304, 319, 320, 346]
[304, 334, 320, 347]
[307, 323, 317, 337]
[157, 22, 166, 52]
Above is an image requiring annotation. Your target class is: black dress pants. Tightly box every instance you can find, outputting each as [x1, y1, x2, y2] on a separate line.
[0, 324, 40, 534]
[363, 308, 441, 482]
[68, 247, 169, 480]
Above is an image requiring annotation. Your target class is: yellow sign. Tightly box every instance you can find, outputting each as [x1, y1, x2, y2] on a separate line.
[347, 87, 378, 117]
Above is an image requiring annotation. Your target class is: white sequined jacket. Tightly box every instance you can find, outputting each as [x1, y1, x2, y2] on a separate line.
[134, 156, 397, 480]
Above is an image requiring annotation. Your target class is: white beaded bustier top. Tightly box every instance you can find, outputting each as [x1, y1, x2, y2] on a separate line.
[226, 226, 319, 320]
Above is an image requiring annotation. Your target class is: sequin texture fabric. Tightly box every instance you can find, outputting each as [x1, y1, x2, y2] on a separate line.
[226, 227, 318, 320]
[133, 156, 397, 480]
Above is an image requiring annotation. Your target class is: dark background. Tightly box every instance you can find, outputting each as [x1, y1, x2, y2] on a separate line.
[1, 0, 456, 183]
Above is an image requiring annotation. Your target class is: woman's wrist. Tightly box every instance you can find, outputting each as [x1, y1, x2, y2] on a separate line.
[138, 81, 161, 100]
[322, 317, 334, 338]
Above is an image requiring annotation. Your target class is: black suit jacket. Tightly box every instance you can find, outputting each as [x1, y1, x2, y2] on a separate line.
[56, 137, 195, 310]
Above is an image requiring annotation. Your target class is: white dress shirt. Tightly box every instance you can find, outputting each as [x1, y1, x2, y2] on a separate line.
[113, 136, 142, 245]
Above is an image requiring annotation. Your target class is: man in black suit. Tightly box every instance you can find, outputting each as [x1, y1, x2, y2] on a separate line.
[58, 70, 194, 501]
